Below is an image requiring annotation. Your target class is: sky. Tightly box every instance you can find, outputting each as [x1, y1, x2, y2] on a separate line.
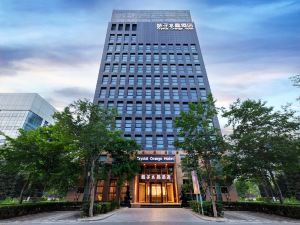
[0, 0, 299, 131]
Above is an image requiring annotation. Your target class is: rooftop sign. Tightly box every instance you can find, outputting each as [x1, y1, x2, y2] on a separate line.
[157, 23, 194, 30]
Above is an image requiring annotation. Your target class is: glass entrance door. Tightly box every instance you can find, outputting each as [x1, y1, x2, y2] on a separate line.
[151, 183, 162, 203]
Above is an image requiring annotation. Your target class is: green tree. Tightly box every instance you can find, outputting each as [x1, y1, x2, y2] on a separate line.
[0, 125, 79, 203]
[222, 99, 300, 204]
[174, 94, 226, 217]
[291, 74, 300, 100]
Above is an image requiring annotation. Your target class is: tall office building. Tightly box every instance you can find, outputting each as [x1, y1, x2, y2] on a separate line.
[91, 10, 237, 205]
[0, 93, 56, 144]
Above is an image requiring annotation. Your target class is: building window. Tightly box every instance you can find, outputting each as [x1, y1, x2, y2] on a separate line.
[167, 136, 174, 149]
[161, 53, 167, 62]
[115, 44, 121, 51]
[122, 54, 128, 62]
[171, 76, 178, 85]
[180, 77, 186, 86]
[132, 24, 137, 31]
[128, 76, 134, 85]
[130, 54, 135, 62]
[168, 44, 174, 51]
[145, 119, 152, 132]
[198, 76, 204, 86]
[121, 64, 126, 73]
[109, 88, 115, 98]
[182, 103, 189, 112]
[99, 88, 106, 98]
[123, 44, 129, 51]
[189, 77, 195, 85]
[145, 44, 151, 52]
[131, 34, 136, 42]
[125, 119, 131, 132]
[108, 44, 114, 51]
[191, 89, 197, 100]
[118, 88, 124, 98]
[172, 89, 179, 100]
[156, 119, 163, 132]
[136, 88, 142, 99]
[111, 76, 117, 85]
[175, 44, 181, 51]
[163, 89, 170, 99]
[106, 53, 112, 62]
[111, 24, 116, 30]
[154, 77, 160, 86]
[124, 34, 130, 42]
[115, 118, 122, 129]
[138, 44, 143, 51]
[145, 136, 152, 148]
[145, 89, 151, 99]
[129, 64, 135, 73]
[170, 65, 176, 74]
[127, 88, 134, 98]
[154, 64, 160, 74]
[136, 102, 142, 114]
[177, 54, 183, 63]
[153, 54, 159, 62]
[166, 119, 173, 132]
[137, 64, 143, 73]
[146, 76, 151, 86]
[191, 44, 196, 52]
[187, 65, 193, 74]
[108, 179, 117, 201]
[185, 54, 191, 62]
[195, 65, 202, 74]
[102, 76, 108, 85]
[104, 64, 110, 73]
[181, 89, 188, 99]
[157, 136, 164, 149]
[109, 34, 115, 42]
[137, 76, 143, 86]
[163, 76, 169, 86]
[183, 44, 189, 52]
[146, 53, 151, 62]
[126, 103, 133, 114]
[135, 135, 142, 145]
[112, 64, 118, 73]
[145, 103, 152, 114]
[138, 54, 143, 62]
[155, 103, 162, 114]
[131, 44, 136, 51]
[145, 65, 151, 73]
[154, 89, 160, 99]
[114, 53, 120, 61]
[162, 65, 168, 74]
[161, 44, 166, 50]
[178, 65, 184, 74]
[200, 89, 207, 100]
[169, 53, 175, 62]
[119, 76, 126, 85]
[174, 103, 180, 115]
[117, 102, 123, 114]
[135, 119, 142, 132]
[153, 44, 159, 51]
[164, 103, 171, 114]
[193, 54, 199, 62]
[116, 34, 122, 43]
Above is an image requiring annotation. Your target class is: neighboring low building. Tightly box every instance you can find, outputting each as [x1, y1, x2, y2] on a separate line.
[0, 93, 56, 144]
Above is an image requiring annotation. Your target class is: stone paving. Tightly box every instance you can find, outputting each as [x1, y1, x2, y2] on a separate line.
[1, 208, 300, 225]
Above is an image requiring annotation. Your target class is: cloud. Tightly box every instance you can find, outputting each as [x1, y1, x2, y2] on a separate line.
[54, 87, 94, 99]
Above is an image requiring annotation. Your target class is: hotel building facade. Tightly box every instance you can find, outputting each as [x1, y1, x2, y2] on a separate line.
[85, 10, 237, 206]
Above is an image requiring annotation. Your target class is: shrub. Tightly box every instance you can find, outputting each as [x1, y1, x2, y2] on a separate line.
[81, 201, 117, 217]
[0, 202, 81, 219]
[223, 202, 300, 219]
[189, 200, 223, 217]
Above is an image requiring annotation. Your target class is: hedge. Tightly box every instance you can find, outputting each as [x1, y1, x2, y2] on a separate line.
[189, 200, 223, 217]
[223, 202, 300, 219]
[0, 201, 82, 220]
[81, 201, 118, 217]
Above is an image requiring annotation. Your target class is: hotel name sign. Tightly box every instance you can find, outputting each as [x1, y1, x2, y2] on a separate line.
[140, 174, 172, 181]
[137, 155, 175, 163]
[156, 23, 194, 30]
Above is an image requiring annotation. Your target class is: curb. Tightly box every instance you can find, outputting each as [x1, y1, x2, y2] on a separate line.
[78, 208, 124, 221]
[183, 208, 227, 222]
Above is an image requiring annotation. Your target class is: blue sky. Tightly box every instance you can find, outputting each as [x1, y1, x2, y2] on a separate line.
[0, 0, 299, 130]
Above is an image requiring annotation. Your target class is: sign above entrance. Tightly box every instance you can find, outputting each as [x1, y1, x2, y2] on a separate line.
[140, 174, 172, 181]
[156, 23, 194, 30]
[137, 155, 175, 163]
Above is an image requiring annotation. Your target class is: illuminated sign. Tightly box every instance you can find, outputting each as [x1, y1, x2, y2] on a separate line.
[137, 155, 175, 162]
[140, 174, 172, 181]
[156, 23, 194, 30]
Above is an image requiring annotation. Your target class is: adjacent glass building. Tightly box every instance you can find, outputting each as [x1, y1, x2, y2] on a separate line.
[88, 10, 237, 206]
[0, 93, 56, 144]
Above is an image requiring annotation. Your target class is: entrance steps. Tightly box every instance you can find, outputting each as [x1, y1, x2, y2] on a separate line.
[131, 203, 181, 208]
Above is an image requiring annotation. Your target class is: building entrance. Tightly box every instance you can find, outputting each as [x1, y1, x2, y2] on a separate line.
[137, 164, 176, 203]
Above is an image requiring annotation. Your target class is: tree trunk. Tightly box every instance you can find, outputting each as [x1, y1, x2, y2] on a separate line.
[116, 185, 121, 206]
[83, 160, 91, 202]
[89, 159, 96, 217]
[19, 174, 30, 204]
[205, 161, 218, 217]
[269, 170, 284, 204]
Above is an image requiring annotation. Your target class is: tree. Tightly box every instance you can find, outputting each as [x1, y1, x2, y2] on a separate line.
[108, 135, 139, 206]
[222, 99, 300, 203]
[0, 126, 79, 203]
[174, 94, 226, 217]
[53, 99, 136, 217]
[291, 75, 300, 100]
